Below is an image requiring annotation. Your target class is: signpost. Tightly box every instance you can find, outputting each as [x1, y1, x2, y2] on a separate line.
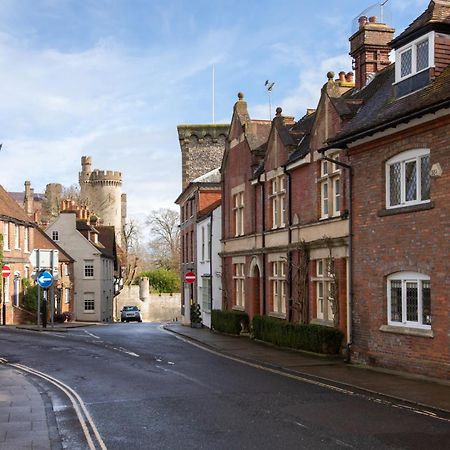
[184, 271, 196, 283]
[36, 271, 53, 289]
[1, 265, 11, 325]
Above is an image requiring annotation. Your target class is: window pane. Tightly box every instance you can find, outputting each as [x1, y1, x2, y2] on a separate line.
[401, 49, 412, 77]
[416, 39, 429, 72]
[422, 281, 431, 325]
[390, 280, 402, 322]
[390, 163, 401, 206]
[322, 182, 329, 215]
[406, 281, 418, 322]
[405, 161, 417, 202]
[420, 155, 430, 200]
[334, 178, 340, 212]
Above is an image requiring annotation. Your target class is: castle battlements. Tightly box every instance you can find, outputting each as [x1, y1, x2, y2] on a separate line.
[90, 170, 122, 184]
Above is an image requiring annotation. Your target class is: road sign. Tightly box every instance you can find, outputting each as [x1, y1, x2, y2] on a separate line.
[36, 271, 53, 289]
[1, 265, 11, 278]
[184, 271, 196, 283]
[29, 249, 59, 277]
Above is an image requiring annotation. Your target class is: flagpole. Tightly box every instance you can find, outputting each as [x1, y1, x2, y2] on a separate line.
[212, 65, 215, 124]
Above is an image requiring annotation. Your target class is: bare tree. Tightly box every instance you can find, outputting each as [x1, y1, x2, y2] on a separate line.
[122, 220, 141, 285]
[146, 208, 180, 271]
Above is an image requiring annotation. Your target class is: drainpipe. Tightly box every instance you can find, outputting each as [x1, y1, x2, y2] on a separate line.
[258, 175, 266, 315]
[209, 211, 213, 317]
[283, 165, 293, 322]
[320, 152, 353, 363]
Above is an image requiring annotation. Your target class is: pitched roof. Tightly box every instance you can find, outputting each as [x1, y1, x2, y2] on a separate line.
[33, 227, 74, 263]
[192, 168, 221, 183]
[329, 64, 450, 146]
[286, 111, 316, 164]
[391, 0, 450, 48]
[0, 185, 34, 224]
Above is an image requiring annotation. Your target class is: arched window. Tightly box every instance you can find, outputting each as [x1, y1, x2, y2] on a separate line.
[387, 272, 431, 329]
[386, 149, 430, 208]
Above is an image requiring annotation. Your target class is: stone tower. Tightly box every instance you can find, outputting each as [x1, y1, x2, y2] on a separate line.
[177, 124, 230, 189]
[79, 156, 126, 246]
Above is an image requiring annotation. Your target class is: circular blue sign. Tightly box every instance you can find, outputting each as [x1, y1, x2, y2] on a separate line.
[37, 271, 53, 288]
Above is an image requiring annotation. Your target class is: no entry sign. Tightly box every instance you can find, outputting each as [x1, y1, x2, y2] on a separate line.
[1, 265, 11, 278]
[184, 271, 196, 283]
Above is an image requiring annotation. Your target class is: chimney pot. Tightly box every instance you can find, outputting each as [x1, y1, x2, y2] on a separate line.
[346, 72, 354, 82]
[358, 16, 368, 28]
[369, 16, 377, 23]
[339, 71, 346, 82]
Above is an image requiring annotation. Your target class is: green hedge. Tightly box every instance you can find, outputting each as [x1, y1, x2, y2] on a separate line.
[212, 309, 250, 335]
[252, 315, 343, 355]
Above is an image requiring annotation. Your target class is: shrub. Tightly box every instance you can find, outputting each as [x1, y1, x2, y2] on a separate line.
[190, 303, 202, 324]
[62, 311, 74, 322]
[138, 269, 180, 294]
[54, 313, 66, 323]
[252, 315, 343, 355]
[23, 284, 39, 312]
[212, 309, 250, 335]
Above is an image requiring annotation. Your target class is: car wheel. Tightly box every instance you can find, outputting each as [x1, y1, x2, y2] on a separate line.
[138, 319, 142, 322]
[121, 319, 124, 322]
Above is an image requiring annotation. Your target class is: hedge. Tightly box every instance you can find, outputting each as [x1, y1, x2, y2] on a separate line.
[212, 309, 250, 335]
[252, 315, 343, 355]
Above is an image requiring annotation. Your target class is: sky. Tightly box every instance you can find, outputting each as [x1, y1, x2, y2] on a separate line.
[0, 0, 429, 224]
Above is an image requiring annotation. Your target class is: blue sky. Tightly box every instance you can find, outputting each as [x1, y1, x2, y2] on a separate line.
[0, 0, 429, 222]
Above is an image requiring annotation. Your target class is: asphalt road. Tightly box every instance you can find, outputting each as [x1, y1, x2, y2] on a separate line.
[1, 323, 449, 449]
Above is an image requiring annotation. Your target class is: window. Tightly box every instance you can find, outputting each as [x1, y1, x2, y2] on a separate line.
[313, 259, 335, 322]
[320, 156, 341, 219]
[63, 264, 69, 276]
[386, 149, 430, 208]
[84, 260, 94, 278]
[395, 33, 434, 82]
[201, 276, 211, 312]
[24, 227, 29, 252]
[3, 222, 9, 251]
[270, 176, 286, 229]
[387, 272, 431, 329]
[270, 260, 286, 315]
[233, 191, 244, 236]
[14, 224, 20, 249]
[201, 226, 205, 262]
[233, 263, 245, 308]
[206, 223, 211, 261]
[84, 294, 95, 312]
[65, 288, 71, 304]
[52, 230, 59, 241]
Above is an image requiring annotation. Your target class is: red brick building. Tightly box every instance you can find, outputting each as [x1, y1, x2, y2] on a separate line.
[325, 0, 450, 378]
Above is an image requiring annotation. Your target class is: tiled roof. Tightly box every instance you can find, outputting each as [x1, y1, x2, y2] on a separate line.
[33, 227, 74, 263]
[0, 185, 34, 224]
[192, 168, 221, 183]
[286, 112, 316, 164]
[96, 226, 116, 260]
[330, 64, 450, 145]
[246, 120, 271, 152]
[391, 0, 450, 48]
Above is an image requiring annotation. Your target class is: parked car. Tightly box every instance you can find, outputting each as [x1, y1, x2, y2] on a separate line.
[120, 306, 142, 323]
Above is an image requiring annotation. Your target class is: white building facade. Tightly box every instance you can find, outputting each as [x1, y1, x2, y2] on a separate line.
[196, 205, 222, 328]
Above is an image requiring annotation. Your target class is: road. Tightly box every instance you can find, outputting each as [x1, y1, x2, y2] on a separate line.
[1, 323, 449, 449]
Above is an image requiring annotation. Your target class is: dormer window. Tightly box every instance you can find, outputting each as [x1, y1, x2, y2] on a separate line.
[395, 32, 434, 84]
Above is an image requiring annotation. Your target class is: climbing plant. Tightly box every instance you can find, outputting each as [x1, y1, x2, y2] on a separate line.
[322, 236, 340, 328]
[290, 239, 309, 324]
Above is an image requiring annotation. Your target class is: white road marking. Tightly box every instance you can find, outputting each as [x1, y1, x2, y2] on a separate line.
[165, 330, 450, 424]
[167, 361, 175, 365]
[84, 330, 101, 339]
[112, 347, 140, 357]
[295, 421, 308, 429]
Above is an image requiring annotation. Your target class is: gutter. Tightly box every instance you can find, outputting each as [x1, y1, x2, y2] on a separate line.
[319, 151, 353, 363]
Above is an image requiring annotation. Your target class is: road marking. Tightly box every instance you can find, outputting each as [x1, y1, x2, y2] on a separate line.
[0, 359, 107, 450]
[84, 330, 101, 339]
[294, 421, 308, 428]
[166, 331, 450, 424]
[112, 347, 140, 358]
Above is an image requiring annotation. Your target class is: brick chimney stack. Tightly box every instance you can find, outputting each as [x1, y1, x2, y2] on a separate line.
[349, 15, 395, 89]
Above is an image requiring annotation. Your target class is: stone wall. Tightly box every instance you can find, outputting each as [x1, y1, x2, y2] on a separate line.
[115, 285, 181, 323]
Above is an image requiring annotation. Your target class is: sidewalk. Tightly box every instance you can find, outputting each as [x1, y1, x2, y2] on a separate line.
[16, 321, 104, 332]
[0, 365, 55, 450]
[164, 322, 450, 414]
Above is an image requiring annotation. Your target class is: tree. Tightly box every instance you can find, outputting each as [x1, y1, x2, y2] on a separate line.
[146, 208, 180, 271]
[121, 220, 142, 286]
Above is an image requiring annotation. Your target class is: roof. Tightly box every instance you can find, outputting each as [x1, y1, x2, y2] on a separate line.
[0, 185, 34, 224]
[192, 168, 221, 183]
[8, 192, 46, 203]
[245, 120, 272, 152]
[391, 0, 450, 48]
[197, 199, 221, 222]
[96, 225, 117, 261]
[286, 111, 316, 164]
[329, 64, 450, 146]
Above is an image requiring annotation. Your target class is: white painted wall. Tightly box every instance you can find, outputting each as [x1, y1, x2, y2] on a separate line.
[196, 205, 222, 328]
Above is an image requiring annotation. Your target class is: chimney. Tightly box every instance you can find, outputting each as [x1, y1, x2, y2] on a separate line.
[349, 15, 394, 89]
[23, 181, 34, 216]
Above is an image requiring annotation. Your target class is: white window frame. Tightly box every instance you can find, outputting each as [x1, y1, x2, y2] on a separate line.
[270, 260, 286, 315]
[270, 175, 286, 229]
[84, 260, 94, 279]
[52, 230, 59, 242]
[387, 272, 431, 329]
[14, 224, 20, 249]
[233, 191, 245, 237]
[395, 32, 435, 83]
[313, 259, 334, 322]
[206, 223, 211, 262]
[320, 155, 341, 219]
[233, 263, 245, 308]
[201, 226, 205, 262]
[84, 293, 95, 312]
[201, 276, 211, 313]
[24, 226, 29, 253]
[3, 222, 10, 251]
[64, 288, 71, 304]
[386, 149, 430, 209]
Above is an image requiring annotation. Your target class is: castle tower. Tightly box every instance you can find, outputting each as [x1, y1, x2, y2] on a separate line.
[177, 124, 230, 189]
[78, 156, 124, 246]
